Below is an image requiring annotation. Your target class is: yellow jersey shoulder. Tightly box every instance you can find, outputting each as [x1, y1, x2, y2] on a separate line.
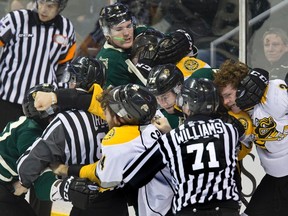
[176, 56, 209, 79]
[228, 110, 253, 135]
[102, 125, 140, 146]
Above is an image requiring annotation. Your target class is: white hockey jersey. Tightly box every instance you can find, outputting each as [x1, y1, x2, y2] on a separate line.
[95, 124, 174, 216]
[248, 79, 288, 177]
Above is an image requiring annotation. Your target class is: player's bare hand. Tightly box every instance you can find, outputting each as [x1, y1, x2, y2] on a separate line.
[34, 91, 57, 111]
[51, 163, 69, 177]
[13, 181, 28, 196]
[151, 115, 172, 134]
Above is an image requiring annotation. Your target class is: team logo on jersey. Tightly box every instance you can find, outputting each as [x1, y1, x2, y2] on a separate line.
[254, 116, 288, 149]
[238, 117, 248, 130]
[53, 34, 68, 45]
[103, 128, 115, 141]
[183, 58, 199, 71]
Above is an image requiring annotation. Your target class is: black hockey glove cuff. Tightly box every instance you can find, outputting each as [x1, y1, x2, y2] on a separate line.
[56, 88, 91, 111]
[59, 176, 100, 209]
[236, 68, 269, 110]
[155, 29, 196, 64]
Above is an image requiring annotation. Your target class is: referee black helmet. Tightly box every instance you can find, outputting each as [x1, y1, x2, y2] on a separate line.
[177, 78, 219, 116]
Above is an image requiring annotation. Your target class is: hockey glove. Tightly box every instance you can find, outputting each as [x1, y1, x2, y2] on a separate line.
[236, 68, 269, 111]
[133, 41, 159, 79]
[59, 176, 100, 209]
[155, 29, 196, 64]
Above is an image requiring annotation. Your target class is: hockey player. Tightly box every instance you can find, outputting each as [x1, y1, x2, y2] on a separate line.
[52, 84, 176, 216]
[63, 78, 243, 215]
[96, 2, 148, 88]
[30, 26, 195, 114]
[146, 63, 185, 129]
[0, 84, 58, 216]
[217, 59, 288, 216]
[97, 2, 196, 88]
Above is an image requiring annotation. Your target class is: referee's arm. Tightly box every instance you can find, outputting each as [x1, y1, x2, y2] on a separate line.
[123, 141, 166, 188]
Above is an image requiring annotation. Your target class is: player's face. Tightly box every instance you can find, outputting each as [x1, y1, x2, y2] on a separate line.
[37, 1, 59, 22]
[109, 20, 134, 49]
[104, 108, 120, 129]
[104, 108, 113, 129]
[264, 34, 288, 64]
[220, 84, 241, 113]
[156, 91, 177, 114]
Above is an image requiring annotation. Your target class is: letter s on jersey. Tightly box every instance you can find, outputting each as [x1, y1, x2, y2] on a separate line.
[151, 129, 162, 140]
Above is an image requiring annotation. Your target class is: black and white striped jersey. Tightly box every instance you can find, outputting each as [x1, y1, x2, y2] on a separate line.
[0, 9, 76, 104]
[124, 115, 241, 214]
[17, 110, 108, 188]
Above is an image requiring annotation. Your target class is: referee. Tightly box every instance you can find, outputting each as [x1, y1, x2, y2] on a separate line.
[0, 0, 76, 131]
[17, 109, 129, 216]
[17, 58, 129, 216]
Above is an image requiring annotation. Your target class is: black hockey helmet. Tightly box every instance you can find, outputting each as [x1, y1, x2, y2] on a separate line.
[131, 28, 164, 59]
[22, 84, 59, 121]
[108, 84, 157, 124]
[36, 0, 68, 12]
[61, 57, 106, 90]
[146, 64, 184, 96]
[177, 78, 219, 116]
[99, 2, 134, 35]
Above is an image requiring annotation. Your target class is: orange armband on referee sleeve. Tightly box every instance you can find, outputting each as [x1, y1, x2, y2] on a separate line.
[0, 40, 4, 47]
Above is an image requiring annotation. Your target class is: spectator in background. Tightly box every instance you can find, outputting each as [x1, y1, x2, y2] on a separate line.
[7, 0, 34, 11]
[8, 0, 27, 10]
[0, 0, 76, 131]
[262, 27, 288, 80]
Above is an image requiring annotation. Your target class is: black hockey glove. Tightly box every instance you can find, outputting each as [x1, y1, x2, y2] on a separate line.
[236, 68, 269, 111]
[134, 44, 158, 79]
[59, 176, 100, 209]
[155, 29, 196, 64]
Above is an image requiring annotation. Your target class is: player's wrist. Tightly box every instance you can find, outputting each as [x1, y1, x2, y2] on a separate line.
[51, 93, 57, 105]
[68, 164, 84, 177]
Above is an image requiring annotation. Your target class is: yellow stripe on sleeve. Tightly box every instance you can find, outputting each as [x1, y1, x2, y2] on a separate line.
[79, 162, 101, 185]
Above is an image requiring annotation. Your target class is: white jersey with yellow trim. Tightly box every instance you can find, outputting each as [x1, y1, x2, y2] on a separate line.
[247, 79, 288, 177]
[96, 123, 174, 216]
[176, 56, 210, 80]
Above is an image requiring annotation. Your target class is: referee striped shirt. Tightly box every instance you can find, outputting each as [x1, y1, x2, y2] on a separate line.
[124, 115, 240, 214]
[0, 9, 76, 104]
[17, 110, 108, 188]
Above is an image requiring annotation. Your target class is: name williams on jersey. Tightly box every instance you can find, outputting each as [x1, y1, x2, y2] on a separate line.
[173, 119, 224, 143]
